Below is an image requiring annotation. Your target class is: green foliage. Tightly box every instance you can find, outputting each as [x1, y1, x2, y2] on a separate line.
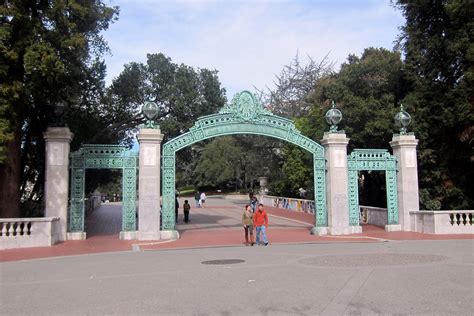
[104, 53, 227, 143]
[0, 0, 119, 214]
[194, 137, 241, 188]
[272, 48, 405, 205]
[308, 48, 405, 149]
[395, 0, 474, 209]
[192, 135, 283, 192]
[269, 145, 313, 198]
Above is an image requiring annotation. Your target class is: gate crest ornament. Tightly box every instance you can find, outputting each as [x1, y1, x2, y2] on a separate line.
[218, 90, 273, 122]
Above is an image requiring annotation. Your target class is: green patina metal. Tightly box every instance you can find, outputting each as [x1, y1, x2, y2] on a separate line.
[162, 90, 327, 230]
[347, 149, 398, 226]
[69, 144, 138, 232]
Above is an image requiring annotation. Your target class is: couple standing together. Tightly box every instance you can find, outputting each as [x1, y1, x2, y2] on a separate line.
[242, 203, 269, 246]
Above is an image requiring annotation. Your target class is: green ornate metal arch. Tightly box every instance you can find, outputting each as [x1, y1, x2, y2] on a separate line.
[347, 149, 398, 226]
[162, 90, 327, 230]
[69, 145, 138, 233]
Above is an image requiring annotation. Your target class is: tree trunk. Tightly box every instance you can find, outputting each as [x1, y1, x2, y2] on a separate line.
[0, 125, 22, 218]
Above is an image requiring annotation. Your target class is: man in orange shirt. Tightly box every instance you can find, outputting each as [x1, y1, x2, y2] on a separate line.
[253, 203, 269, 246]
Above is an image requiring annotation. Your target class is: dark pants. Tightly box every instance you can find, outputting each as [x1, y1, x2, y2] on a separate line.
[244, 225, 253, 238]
[175, 209, 178, 223]
[184, 210, 190, 223]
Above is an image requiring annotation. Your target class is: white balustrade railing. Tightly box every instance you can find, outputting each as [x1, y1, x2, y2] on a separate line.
[410, 210, 473, 234]
[258, 195, 315, 214]
[0, 217, 61, 249]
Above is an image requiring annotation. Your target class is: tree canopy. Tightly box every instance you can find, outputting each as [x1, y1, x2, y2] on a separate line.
[0, 0, 119, 217]
[394, 0, 473, 209]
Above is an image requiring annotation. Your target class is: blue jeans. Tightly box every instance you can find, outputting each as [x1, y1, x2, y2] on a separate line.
[255, 226, 268, 245]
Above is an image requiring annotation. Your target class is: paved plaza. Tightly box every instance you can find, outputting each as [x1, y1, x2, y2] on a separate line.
[1, 239, 473, 315]
[1, 197, 473, 315]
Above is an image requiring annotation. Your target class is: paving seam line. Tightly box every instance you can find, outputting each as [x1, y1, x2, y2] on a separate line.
[139, 239, 381, 252]
[132, 239, 177, 251]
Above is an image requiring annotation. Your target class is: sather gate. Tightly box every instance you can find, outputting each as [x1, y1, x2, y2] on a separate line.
[161, 91, 327, 230]
[69, 145, 138, 234]
[347, 149, 398, 226]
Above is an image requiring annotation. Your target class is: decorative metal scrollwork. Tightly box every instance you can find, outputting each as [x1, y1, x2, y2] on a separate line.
[69, 144, 138, 233]
[162, 90, 328, 230]
[347, 149, 399, 225]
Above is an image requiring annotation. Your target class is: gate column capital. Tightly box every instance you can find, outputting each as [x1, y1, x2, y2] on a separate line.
[137, 128, 164, 143]
[320, 132, 349, 147]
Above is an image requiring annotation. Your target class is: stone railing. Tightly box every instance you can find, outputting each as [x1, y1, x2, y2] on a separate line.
[0, 217, 61, 250]
[359, 206, 388, 227]
[410, 210, 473, 234]
[258, 195, 315, 214]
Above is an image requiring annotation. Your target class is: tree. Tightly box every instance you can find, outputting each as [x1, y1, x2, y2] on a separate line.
[395, 0, 474, 209]
[99, 53, 226, 144]
[310, 48, 406, 148]
[256, 53, 334, 118]
[0, 1, 119, 217]
[192, 136, 283, 192]
[299, 48, 406, 206]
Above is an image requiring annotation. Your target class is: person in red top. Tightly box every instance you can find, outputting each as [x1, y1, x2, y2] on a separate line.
[253, 203, 269, 246]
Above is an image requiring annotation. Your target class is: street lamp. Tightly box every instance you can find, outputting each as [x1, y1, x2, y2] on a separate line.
[142, 101, 159, 129]
[325, 100, 342, 133]
[394, 104, 411, 135]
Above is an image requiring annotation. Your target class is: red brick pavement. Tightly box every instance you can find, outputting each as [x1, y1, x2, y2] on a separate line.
[1, 201, 472, 262]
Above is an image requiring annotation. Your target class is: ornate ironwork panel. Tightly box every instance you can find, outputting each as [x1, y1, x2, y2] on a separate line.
[347, 149, 398, 226]
[69, 145, 138, 233]
[162, 90, 327, 230]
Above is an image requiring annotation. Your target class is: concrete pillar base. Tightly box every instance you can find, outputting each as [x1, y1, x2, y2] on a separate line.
[120, 231, 137, 240]
[67, 232, 86, 240]
[311, 226, 328, 236]
[160, 230, 180, 240]
[328, 225, 362, 235]
[385, 224, 402, 232]
[138, 232, 161, 241]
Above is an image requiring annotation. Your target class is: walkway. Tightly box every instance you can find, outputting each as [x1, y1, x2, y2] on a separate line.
[1, 197, 472, 262]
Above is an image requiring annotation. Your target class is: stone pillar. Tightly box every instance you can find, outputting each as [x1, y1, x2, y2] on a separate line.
[321, 133, 361, 235]
[137, 128, 163, 240]
[390, 134, 420, 231]
[43, 127, 73, 241]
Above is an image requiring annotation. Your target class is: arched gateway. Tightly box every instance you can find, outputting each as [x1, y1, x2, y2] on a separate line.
[161, 91, 327, 231]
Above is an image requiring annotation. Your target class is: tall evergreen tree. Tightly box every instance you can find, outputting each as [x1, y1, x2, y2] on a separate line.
[395, 0, 473, 209]
[0, 1, 118, 217]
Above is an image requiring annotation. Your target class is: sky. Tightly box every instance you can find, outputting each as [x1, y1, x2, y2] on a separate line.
[102, 0, 405, 99]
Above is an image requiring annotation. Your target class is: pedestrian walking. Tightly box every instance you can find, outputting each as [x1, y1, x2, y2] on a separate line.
[175, 194, 179, 224]
[253, 203, 269, 246]
[242, 205, 254, 246]
[194, 191, 200, 207]
[183, 200, 191, 223]
[250, 196, 258, 212]
[200, 192, 206, 208]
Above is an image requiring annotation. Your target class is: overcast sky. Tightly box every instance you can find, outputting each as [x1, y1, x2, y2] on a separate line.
[103, 0, 404, 98]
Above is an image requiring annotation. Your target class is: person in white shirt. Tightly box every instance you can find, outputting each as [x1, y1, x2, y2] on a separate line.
[199, 192, 206, 208]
